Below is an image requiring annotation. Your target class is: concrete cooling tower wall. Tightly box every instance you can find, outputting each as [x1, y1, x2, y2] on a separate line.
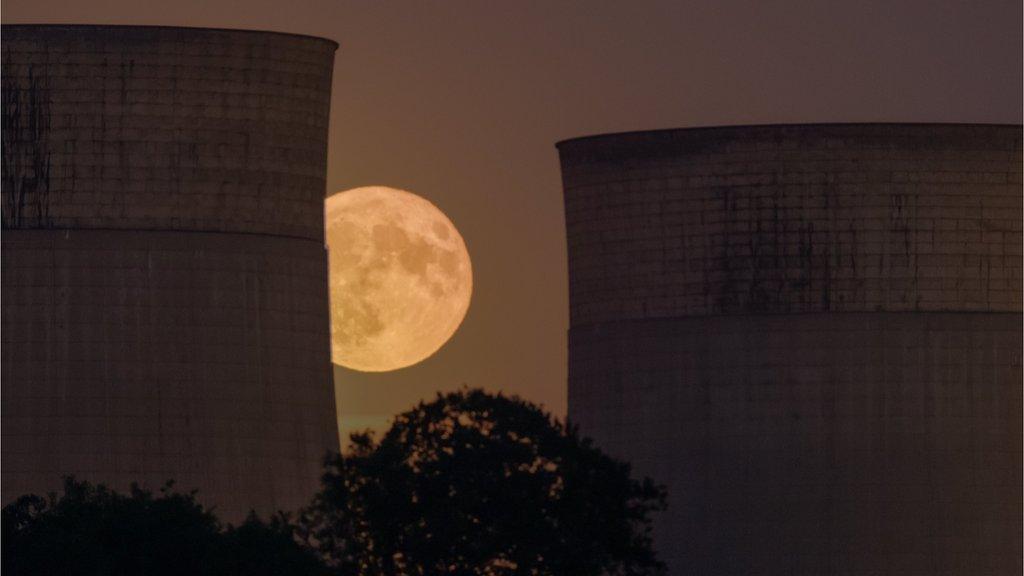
[1, 25, 339, 520]
[558, 124, 1022, 575]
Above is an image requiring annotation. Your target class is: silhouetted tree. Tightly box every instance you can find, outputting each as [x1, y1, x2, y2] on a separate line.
[301, 388, 667, 576]
[221, 512, 329, 576]
[2, 477, 327, 576]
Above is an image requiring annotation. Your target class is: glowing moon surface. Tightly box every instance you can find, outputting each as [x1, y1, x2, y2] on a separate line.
[325, 186, 473, 372]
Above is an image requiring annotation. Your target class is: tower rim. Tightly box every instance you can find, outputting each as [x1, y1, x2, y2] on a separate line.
[555, 122, 1023, 149]
[0, 23, 339, 50]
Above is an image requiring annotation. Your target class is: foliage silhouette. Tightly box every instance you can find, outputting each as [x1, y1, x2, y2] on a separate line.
[3, 390, 667, 575]
[300, 388, 667, 576]
[1, 477, 327, 576]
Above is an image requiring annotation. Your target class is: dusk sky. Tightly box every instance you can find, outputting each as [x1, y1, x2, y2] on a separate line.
[6, 0, 1021, 442]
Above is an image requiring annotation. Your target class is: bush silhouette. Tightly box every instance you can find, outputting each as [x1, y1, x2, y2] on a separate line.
[3, 389, 667, 575]
[300, 388, 667, 576]
[2, 477, 326, 576]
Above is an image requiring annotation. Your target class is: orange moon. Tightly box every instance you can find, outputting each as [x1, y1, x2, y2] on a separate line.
[325, 186, 473, 372]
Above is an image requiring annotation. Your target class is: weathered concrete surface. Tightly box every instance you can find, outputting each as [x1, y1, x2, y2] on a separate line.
[559, 124, 1023, 575]
[561, 124, 1022, 324]
[1, 25, 338, 520]
[2, 25, 335, 240]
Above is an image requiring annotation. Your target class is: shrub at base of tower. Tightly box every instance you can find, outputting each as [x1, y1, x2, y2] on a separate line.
[1, 478, 328, 576]
[300, 388, 668, 576]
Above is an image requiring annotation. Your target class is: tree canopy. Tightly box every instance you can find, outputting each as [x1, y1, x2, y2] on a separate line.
[3, 389, 668, 575]
[1, 477, 326, 576]
[300, 388, 667, 576]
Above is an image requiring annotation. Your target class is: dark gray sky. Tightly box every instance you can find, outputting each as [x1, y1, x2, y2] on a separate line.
[5, 0, 1021, 442]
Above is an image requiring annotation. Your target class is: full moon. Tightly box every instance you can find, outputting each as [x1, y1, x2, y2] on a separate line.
[325, 186, 473, 372]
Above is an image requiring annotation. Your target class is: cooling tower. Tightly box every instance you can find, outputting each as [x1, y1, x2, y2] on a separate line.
[558, 124, 1022, 575]
[1, 25, 339, 520]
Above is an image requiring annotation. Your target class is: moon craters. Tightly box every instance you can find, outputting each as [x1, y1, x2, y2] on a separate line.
[325, 186, 472, 372]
